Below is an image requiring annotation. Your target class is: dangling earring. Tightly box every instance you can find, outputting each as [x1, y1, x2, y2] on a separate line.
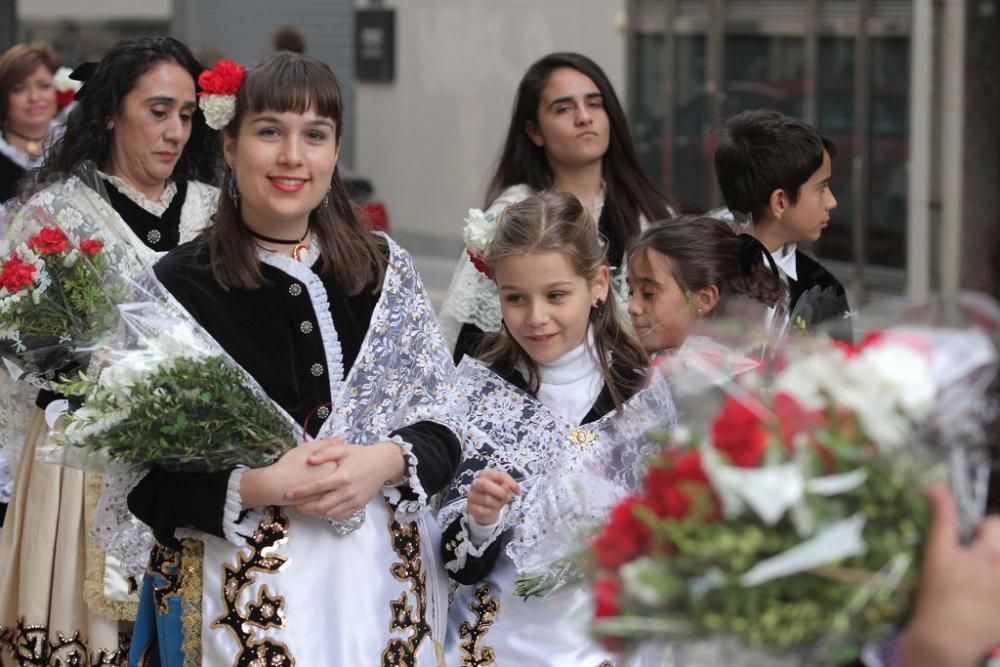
[227, 169, 240, 207]
[590, 298, 605, 319]
[322, 187, 331, 208]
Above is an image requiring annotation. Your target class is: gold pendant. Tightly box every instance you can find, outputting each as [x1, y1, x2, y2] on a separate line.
[25, 140, 42, 157]
[570, 427, 595, 449]
[291, 242, 308, 262]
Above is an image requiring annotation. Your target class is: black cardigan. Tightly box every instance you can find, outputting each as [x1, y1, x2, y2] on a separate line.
[127, 240, 461, 546]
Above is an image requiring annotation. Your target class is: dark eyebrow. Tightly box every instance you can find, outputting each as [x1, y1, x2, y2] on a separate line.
[545, 91, 602, 111]
[250, 115, 336, 131]
[145, 95, 196, 108]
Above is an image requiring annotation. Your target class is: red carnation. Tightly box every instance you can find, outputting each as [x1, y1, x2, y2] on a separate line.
[591, 494, 651, 569]
[0, 254, 37, 292]
[56, 89, 75, 110]
[27, 226, 68, 255]
[79, 239, 103, 256]
[465, 248, 492, 279]
[198, 60, 245, 96]
[593, 576, 621, 619]
[711, 396, 768, 468]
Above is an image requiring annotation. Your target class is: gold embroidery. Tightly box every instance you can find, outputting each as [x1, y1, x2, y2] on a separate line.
[212, 507, 294, 667]
[147, 542, 183, 614]
[0, 616, 126, 665]
[570, 427, 595, 449]
[457, 584, 499, 666]
[381, 513, 431, 667]
[180, 538, 204, 667]
[84, 474, 140, 621]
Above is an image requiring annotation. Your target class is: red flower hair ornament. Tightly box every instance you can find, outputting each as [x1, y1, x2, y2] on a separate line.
[197, 60, 246, 130]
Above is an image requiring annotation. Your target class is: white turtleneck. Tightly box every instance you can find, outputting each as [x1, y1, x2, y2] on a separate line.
[535, 332, 604, 426]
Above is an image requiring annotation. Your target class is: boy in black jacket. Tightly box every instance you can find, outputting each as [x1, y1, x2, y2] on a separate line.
[715, 109, 852, 341]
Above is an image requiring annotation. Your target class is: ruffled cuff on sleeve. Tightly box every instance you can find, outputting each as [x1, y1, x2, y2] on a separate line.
[443, 513, 504, 574]
[221, 467, 262, 547]
[381, 435, 428, 521]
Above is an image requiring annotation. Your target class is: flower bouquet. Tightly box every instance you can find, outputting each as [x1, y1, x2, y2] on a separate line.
[589, 325, 998, 665]
[0, 213, 118, 388]
[45, 273, 297, 472]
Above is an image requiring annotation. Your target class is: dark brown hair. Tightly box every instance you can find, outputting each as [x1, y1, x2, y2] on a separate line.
[0, 43, 60, 125]
[629, 215, 787, 313]
[204, 51, 386, 294]
[715, 109, 836, 224]
[480, 191, 648, 410]
[486, 52, 674, 266]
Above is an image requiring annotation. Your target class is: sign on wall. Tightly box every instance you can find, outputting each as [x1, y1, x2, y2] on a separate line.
[355, 8, 394, 82]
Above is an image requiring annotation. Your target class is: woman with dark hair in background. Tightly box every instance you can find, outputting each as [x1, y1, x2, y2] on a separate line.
[0, 43, 62, 205]
[0, 36, 219, 664]
[439, 51, 674, 362]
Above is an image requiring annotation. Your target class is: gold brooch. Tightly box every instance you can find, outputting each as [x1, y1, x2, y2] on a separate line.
[570, 427, 595, 449]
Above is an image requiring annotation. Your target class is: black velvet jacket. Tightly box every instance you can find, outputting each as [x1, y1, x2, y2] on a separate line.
[0, 151, 25, 204]
[441, 363, 640, 585]
[127, 240, 461, 546]
[788, 249, 853, 343]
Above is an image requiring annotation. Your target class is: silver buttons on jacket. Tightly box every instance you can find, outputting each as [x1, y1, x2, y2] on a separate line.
[300, 321, 314, 334]
[146, 229, 162, 245]
[288, 283, 303, 296]
[310, 363, 324, 377]
[316, 406, 330, 419]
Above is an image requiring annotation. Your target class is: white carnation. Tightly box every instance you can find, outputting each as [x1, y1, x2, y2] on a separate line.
[463, 208, 494, 255]
[53, 66, 82, 94]
[199, 94, 236, 130]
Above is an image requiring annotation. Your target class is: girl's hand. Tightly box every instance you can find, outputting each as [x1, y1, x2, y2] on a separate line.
[288, 441, 405, 520]
[239, 439, 342, 509]
[467, 469, 520, 526]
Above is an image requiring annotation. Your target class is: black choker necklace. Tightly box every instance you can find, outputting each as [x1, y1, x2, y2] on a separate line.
[3, 126, 48, 157]
[246, 226, 311, 262]
[245, 227, 310, 244]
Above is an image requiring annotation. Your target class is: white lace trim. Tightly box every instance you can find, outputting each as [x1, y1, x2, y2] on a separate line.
[468, 509, 505, 546]
[222, 466, 249, 545]
[438, 184, 533, 346]
[97, 170, 177, 216]
[0, 369, 35, 496]
[381, 434, 428, 521]
[443, 511, 505, 573]
[257, 239, 344, 436]
[179, 182, 219, 242]
[0, 120, 58, 171]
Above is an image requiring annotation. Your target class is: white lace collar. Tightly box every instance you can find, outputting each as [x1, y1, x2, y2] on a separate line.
[97, 170, 178, 217]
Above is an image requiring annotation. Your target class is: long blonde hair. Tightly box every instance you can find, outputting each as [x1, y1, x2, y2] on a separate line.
[480, 191, 648, 410]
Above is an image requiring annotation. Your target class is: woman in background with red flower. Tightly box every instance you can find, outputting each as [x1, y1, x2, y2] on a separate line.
[0, 36, 219, 664]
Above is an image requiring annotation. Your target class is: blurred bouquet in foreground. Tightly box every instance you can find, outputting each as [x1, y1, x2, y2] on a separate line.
[43, 275, 297, 473]
[590, 321, 998, 665]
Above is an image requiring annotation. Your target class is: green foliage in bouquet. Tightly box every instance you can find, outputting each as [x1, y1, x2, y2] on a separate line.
[55, 354, 297, 472]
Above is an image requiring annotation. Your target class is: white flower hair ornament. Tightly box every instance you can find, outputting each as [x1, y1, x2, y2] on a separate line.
[197, 60, 246, 130]
[463, 207, 497, 278]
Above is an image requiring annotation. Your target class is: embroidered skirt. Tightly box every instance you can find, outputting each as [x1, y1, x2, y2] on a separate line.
[129, 499, 448, 666]
[0, 409, 125, 664]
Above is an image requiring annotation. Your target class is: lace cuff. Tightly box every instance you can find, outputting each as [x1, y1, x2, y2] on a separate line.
[381, 435, 428, 520]
[443, 513, 504, 573]
[468, 508, 505, 547]
[222, 467, 261, 546]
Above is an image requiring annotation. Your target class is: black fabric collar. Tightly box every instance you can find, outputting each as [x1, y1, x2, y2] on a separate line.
[103, 179, 188, 251]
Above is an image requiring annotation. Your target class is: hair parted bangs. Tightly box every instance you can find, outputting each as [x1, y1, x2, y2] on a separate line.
[230, 52, 343, 140]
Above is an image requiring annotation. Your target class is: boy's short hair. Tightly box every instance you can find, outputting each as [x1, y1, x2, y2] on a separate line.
[714, 109, 836, 223]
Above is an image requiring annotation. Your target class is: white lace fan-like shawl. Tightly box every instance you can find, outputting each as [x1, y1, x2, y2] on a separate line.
[437, 357, 675, 572]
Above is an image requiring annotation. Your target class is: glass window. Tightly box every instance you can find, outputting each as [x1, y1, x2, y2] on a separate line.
[671, 35, 707, 212]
